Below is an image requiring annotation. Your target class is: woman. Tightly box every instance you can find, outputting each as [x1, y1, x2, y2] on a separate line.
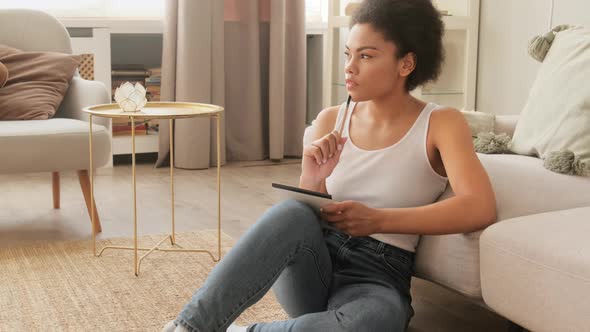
[163, 0, 496, 331]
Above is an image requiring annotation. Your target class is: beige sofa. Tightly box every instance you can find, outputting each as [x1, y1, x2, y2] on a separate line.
[0, 9, 111, 232]
[304, 114, 590, 331]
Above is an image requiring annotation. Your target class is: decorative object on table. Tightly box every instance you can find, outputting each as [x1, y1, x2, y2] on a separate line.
[511, 25, 590, 176]
[114, 81, 147, 113]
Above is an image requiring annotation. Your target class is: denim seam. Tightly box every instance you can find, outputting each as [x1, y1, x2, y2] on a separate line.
[300, 245, 331, 290]
[380, 253, 412, 297]
[381, 253, 412, 279]
[175, 318, 199, 332]
[212, 244, 303, 331]
[336, 235, 352, 257]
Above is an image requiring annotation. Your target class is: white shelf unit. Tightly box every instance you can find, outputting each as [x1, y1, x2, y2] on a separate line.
[112, 134, 160, 155]
[322, 0, 480, 110]
[63, 19, 163, 162]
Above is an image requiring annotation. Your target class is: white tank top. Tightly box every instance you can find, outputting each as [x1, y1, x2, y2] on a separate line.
[325, 101, 449, 252]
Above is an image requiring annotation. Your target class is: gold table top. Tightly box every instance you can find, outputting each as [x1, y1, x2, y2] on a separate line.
[83, 102, 224, 119]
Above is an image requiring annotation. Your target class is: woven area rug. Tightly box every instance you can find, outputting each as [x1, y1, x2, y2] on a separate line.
[0, 230, 289, 331]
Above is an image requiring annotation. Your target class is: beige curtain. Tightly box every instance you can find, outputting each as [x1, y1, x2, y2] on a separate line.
[157, 0, 306, 169]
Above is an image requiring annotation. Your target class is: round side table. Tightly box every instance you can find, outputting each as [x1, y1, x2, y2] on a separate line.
[83, 102, 224, 276]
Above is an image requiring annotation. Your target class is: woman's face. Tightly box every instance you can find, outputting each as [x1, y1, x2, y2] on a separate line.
[344, 23, 414, 102]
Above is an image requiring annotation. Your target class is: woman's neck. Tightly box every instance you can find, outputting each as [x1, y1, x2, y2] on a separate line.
[364, 89, 423, 123]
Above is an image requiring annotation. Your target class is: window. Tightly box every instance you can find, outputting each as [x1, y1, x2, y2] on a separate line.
[305, 0, 327, 23]
[0, 0, 165, 18]
[2, 0, 325, 22]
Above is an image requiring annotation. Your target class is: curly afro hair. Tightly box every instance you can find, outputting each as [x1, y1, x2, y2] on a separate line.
[350, 0, 445, 91]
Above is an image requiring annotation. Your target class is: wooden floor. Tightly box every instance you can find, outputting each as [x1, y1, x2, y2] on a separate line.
[0, 159, 509, 331]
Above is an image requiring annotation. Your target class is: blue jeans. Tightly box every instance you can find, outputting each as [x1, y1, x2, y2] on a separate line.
[175, 199, 415, 331]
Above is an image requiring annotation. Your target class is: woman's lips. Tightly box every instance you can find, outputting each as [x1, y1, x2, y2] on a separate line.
[345, 79, 358, 89]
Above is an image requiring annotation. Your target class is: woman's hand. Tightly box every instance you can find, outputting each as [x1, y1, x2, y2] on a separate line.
[300, 131, 347, 187]
[320, 201, 382, 237]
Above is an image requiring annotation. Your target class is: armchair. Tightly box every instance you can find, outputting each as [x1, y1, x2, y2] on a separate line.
[0, 9, 111, 233]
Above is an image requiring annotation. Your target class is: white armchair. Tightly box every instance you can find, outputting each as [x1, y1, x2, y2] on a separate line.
[0, 9, 111, 233]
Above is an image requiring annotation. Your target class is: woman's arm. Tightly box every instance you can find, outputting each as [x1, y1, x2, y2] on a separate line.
[321, 109, 497, 236]
[378, 108, 497, 234]
[299, 106, 340, 193]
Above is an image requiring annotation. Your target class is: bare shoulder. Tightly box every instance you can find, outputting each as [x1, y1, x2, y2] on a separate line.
[429, 107, 471, 142]
[430, 107, 465, 125]
[310, 105, 341, 140]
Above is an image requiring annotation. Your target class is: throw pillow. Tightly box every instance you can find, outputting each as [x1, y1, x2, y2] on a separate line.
[510, 26, 590, 176]
[460, 109, 495, 137]
[0, 61, 7, 88]
[0, 45, 80, 120]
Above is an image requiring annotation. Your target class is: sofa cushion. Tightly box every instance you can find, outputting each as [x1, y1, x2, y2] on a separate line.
[0, 44, 80, 120]
[0, 119, 110, 173]
[510, 26, 590, 176]
[480, 206, 590, 332]
[414, 153, 590, 299]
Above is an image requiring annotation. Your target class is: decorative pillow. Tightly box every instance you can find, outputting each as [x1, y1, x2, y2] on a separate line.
[510, 26, 590, 176]
[0, 45, 80, 120]
[460, 109, 495, 137]
[0, 61, 7, 88]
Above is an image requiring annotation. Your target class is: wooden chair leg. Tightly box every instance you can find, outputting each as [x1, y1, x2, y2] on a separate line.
[77, 170, 102, 233]
[52, 172, 60, 209]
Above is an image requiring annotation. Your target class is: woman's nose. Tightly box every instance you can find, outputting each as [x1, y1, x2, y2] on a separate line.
[344, 57, 356, 75]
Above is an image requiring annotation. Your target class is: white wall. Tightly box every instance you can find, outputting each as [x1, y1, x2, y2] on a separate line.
[476, 0, 590, 115]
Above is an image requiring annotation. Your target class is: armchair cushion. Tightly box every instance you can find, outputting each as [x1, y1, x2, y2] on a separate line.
[0, 44, 80, 120]
[0, 118, 110, 173]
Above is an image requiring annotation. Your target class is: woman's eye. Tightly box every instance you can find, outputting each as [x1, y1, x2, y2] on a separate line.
[344, 52, 350, 58]
[361, 54, 372, 59]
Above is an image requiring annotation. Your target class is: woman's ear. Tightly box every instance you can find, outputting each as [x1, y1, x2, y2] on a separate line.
[399, 52, 416, 77]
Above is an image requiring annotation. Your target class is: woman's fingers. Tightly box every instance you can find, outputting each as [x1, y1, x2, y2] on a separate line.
[305, 144, 323, 165]
[311, 141, 327, 163]
[308, 132, 346, 166]
[327, 131, 339, 157]
[321, 210, 346, 222]
[312, 145, 325, 165]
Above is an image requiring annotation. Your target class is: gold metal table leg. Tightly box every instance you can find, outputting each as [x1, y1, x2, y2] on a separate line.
[216, 114, 221, 262]
[91, 113, 223, 275]
[89, 115, 96, 257]
[132, 116, 138, 276]
[170, 119, 175, 245]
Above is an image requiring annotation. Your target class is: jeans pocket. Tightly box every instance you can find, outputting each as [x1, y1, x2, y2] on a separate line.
[381, 251, 413, 281]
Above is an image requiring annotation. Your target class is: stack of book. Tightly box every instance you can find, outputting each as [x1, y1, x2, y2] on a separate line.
[111, 121, 149, 136]
[146, 67, 161, 102]
[145, 67, 161, 132]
